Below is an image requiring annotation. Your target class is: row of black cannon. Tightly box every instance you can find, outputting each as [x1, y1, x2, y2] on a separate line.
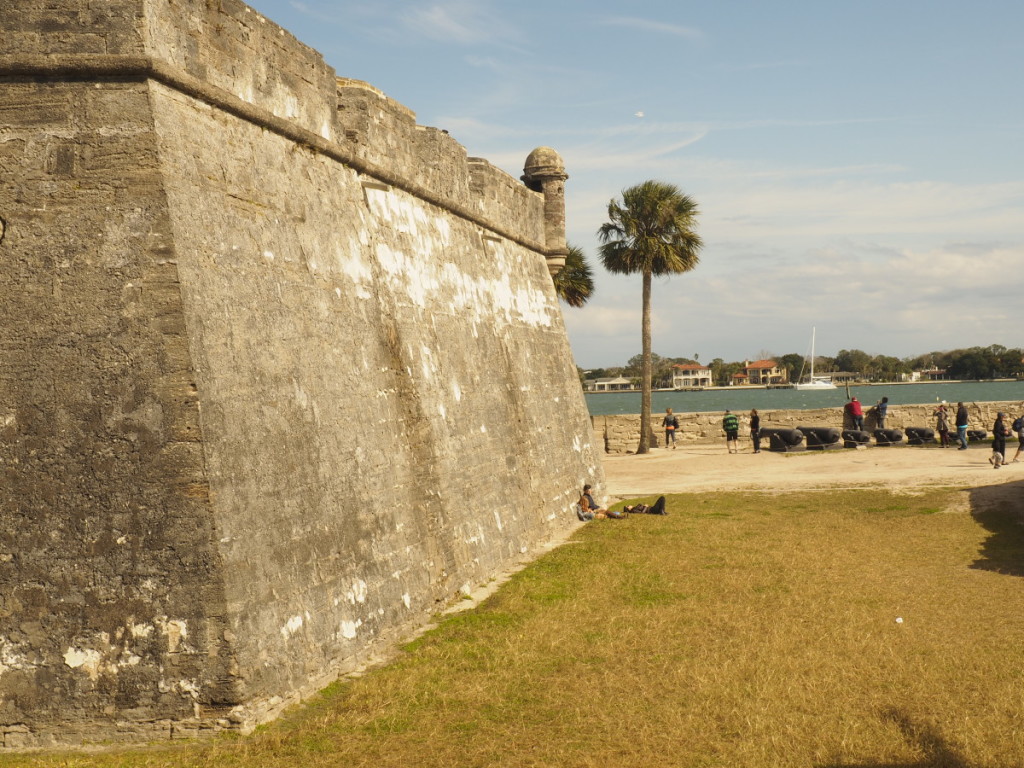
[760, 426, 990, 452]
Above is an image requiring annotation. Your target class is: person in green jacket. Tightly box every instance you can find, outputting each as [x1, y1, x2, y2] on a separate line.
[722, 409, 740, 454]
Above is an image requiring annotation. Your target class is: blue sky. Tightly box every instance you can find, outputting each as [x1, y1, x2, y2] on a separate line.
[246, 0, 1023, 368]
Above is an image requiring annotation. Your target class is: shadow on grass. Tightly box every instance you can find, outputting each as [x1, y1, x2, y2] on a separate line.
[819, 708, 969, 767]
[968, 479, 1024, 576]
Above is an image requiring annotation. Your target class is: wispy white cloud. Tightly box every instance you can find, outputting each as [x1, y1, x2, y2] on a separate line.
[698, 179, 1024, 243]
[398, 1, 520, 47]
[597, 15, 703, 40]
[722, 60, 806, 72]
[431, 115, 901, 170]
[562, 160, 1024, 364]
[464, 55, 505, 71]
[566, 238, 1024, 366]
[558, 134, 711, 174]
[287, 0, 379, 25]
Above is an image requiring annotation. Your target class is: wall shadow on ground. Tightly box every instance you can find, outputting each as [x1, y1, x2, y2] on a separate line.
[968, 479, 1024, 576]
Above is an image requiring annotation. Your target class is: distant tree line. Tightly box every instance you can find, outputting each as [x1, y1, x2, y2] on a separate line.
[581, 345, 1024, 387]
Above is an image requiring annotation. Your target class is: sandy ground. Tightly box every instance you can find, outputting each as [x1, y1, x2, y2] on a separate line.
[601, 440, 1024, 501]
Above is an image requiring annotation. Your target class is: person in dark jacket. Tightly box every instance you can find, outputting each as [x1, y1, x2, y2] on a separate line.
[579, 484, 624, 519]
[750, 408, 761, 454]
[990, 413, 1011, 468]
[875, 397, 889, 429]
[662, 407, 680, 450]
[955, 402, 969, 450]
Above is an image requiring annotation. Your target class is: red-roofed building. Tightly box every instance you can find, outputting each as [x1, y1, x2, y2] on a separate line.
[734, 359, 788, 386]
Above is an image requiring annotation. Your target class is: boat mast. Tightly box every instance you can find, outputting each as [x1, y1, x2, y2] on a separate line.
[809, 326, 816, 381]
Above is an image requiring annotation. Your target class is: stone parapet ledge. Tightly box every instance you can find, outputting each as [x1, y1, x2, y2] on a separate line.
[595, 401, 1024, 453]
[0, 0, 558, 259]
[0, 51, 550, 259]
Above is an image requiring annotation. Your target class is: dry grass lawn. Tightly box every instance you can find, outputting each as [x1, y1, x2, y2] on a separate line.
[7, 484, 1024, 767]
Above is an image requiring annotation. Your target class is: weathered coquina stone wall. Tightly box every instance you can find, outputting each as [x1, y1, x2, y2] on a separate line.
[596, 401, 1024, 453]
[0, 0, 601, 748]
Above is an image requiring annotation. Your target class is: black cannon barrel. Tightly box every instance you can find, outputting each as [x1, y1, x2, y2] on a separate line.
[873, 428, 904, 446]
[798, 426, 842, 450]
[841, 429, 872, 448]
[905, 426, 936, 445]
[760, 427, 805, 453]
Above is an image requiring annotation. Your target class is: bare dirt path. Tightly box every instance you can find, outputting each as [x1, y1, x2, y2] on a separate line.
[601, 442, 1024, 500]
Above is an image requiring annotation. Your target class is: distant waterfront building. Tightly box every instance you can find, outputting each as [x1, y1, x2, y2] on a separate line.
[585, 376, 634, 392]
[672, 363, 713, 389]
[831, 371, 859, 384]
[733, 359, 788, 386]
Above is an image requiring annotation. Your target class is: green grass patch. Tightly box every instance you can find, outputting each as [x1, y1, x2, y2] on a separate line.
[9, 488, 1024, 768]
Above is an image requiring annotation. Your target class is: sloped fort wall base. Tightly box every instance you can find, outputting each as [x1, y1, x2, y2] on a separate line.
[0, 0, 602, 748]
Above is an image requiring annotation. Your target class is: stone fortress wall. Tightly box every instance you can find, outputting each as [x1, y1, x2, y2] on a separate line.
[596, 401, 1024, 453]
[0, 0, 602, 748]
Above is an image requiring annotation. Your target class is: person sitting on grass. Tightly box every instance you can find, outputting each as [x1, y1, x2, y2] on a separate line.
[580, 484, 624, 519]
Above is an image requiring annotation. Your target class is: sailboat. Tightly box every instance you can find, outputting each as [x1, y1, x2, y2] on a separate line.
[794, 327, 836, 390]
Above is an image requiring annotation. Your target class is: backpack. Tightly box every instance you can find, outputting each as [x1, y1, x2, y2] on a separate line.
[1013, 417, 1023, 432]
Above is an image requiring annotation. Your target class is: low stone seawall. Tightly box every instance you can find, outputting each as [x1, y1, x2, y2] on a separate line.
[594, 400, 1024, 453]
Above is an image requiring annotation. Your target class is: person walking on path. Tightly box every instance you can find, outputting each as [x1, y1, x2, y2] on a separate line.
[990, 413, 1011, 468]
[955, 402, 969, 450]
[845, 397, 864, 431]
[722, 409, 740, 454]
[662, 407, 680, 450]
[934, 402, 950, 448]
[750, 408, 761, 454]
[1010, 415, 1024, 463]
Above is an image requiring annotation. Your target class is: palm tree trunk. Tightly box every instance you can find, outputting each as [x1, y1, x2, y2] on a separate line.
[637, 269, 653, 453]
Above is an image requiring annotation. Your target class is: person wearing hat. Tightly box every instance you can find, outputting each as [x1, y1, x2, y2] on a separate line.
[990, 412, 1011, 468]
[845, 396, 864, 431]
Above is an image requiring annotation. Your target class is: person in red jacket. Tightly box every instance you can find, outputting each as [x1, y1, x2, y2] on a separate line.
[845, 397, 864, 431]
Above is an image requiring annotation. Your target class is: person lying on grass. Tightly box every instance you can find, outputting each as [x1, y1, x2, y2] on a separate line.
[623, 496, 666, 515]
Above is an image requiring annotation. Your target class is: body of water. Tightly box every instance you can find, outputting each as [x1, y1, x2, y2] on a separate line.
[585, 381, 1024, 416]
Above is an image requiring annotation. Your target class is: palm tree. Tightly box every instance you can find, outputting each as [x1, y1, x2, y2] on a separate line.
[552, 244, 594, 308]
[598, 180, 702, 454]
